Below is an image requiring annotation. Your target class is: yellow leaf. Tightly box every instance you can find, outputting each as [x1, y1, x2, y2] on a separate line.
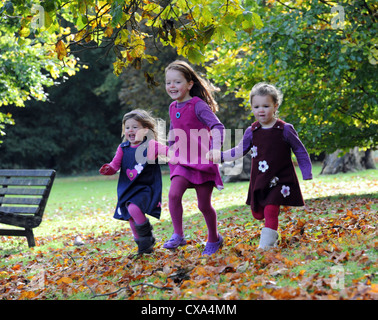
[19, 26, 31, 37]
[252, 12, 263, 29]
[104, 26, 113, 37]
[55, 40, 67, 60]
[370, 284, 378, 293]
[75, 29, 86, 42]
[57, 276, 72, 284]
[19, 291, 36, 299]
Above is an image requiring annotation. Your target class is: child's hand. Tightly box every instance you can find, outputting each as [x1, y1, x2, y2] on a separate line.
[136, 128, 149, 142]
[99, 164, 111, 175]
[206, 150, 221, 163]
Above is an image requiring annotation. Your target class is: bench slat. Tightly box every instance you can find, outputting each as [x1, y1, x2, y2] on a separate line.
[0, 169, 55, 177]
[0, 197, 42, 205]
[0, 177, 51, 186]
[0, 206, 39, 214]
[0, 188, 45, 196]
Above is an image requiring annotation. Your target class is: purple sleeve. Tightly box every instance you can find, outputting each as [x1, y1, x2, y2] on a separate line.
[221, 127, 253, 162]
[195, 101, 225, 150]
[283, 124, 313, 180]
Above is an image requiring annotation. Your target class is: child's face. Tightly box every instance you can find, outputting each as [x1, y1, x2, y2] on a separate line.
[124, 118, 148, 146]
[251, 95, 279, 128]
[165, 69, 193, 103]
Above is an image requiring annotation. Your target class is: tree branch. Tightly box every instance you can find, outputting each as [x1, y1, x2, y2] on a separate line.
[89, 282, 173, 299]
[132, 282, 173, 291]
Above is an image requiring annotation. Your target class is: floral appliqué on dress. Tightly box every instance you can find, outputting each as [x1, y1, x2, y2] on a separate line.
[251, 146, 258, 158]
[281, 185, 290, 198]
[134, 163, 144, 174]
[258, 160, 269, 173]
[269, 176, 279, 188]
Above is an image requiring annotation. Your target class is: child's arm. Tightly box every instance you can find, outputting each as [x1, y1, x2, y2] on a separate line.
[148, 139, 188, 165]
[147, 139, 169, 161]
[195, 101, 225, 163]
[220, 127, 253, 162]
[99, 145, 123, 175]
[195, 101, 225, 149]
[283, 124, 313, 180]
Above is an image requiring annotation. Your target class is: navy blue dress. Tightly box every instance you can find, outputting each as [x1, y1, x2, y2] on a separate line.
[114, 141, 162, 221]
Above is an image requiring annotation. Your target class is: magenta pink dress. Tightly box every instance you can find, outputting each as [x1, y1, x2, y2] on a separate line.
[168, 97, 223, 190]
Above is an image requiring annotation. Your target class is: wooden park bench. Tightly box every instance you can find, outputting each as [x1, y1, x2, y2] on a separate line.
[0, 169, 56, 247]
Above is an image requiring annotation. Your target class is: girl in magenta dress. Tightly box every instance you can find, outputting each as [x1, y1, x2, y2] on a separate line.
[150, 61, 225, 255]
[99, 110, 162, 254]
[209, 82, 312, 249]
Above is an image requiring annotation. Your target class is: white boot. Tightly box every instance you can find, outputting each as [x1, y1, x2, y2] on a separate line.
[258, 227, 278, 250]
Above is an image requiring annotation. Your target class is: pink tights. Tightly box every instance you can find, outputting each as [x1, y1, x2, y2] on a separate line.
[169, 176, 219, 242]
[252, 204, 280, 230]
[127, 203, 147, 239]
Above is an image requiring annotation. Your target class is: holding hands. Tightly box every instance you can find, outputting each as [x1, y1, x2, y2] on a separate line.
[148, 139, 221, 165]
[206, 149, 221, 163]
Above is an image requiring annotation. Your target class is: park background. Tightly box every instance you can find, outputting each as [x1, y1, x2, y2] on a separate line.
[0, 0, 377, 300]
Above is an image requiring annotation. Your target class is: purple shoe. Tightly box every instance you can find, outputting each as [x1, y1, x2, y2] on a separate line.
[163, 234, 187, 249]
[202, 235, 223, 256]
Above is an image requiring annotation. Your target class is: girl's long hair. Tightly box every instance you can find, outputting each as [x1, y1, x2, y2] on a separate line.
[165, 60, 219, 112]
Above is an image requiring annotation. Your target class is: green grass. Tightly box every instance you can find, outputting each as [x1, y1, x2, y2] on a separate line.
[18, 163, 377, 241]
[1, 164, 377, 300]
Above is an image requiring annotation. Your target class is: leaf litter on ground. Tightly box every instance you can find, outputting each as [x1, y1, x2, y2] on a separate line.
[0, 169, 377, 300]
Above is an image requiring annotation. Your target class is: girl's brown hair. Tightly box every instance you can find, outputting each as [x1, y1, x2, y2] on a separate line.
[249, 82, 283, 107]
[121, 109, 157, 142]
[165, 60, 219, 112]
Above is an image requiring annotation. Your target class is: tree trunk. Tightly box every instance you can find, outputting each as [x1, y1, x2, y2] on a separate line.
[321, 148, 376, 175]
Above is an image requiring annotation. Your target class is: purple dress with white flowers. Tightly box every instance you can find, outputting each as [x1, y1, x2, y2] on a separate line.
[246, 120, 307, 211]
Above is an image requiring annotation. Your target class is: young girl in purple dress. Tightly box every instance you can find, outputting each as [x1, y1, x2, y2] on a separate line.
[150, 60, 225, 255]
[208, 82, 312, 249]
[99, 110, 162, 254]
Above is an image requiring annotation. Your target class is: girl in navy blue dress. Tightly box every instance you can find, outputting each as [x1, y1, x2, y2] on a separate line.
[99, 109, 162, 254]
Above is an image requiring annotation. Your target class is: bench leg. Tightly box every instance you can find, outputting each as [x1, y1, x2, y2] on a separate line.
[0, 228, 36, 247]
[25, 229, 36, 248]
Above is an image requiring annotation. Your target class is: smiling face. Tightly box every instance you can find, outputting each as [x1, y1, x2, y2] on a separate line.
[165, 69, 194, 103]
[251, 95, 279, 128]
[124, 118, 147, 146]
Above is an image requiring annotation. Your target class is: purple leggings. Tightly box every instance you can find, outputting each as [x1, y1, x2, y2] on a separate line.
[127, 203, 147, 239]
[168, 176, 219, 242]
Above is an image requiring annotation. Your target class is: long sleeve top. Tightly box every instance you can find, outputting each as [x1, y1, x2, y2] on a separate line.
[222, 123, 313, 180]
[168, 99, 225, 150]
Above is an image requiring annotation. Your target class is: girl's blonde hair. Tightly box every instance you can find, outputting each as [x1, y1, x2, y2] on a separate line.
[249, 82, 283, 107]
[121, 109, 157, 142]
[165, 60, 219, 112]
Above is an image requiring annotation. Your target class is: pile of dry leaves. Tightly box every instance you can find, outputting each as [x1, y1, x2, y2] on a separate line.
[1, 196, 377, 300]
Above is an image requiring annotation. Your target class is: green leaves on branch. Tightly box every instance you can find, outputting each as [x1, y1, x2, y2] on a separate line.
[0, 0, 264, 139]
[6, 0, 263, 74]
[206, 0, 377, 154]
[0, 1, 79, 110]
